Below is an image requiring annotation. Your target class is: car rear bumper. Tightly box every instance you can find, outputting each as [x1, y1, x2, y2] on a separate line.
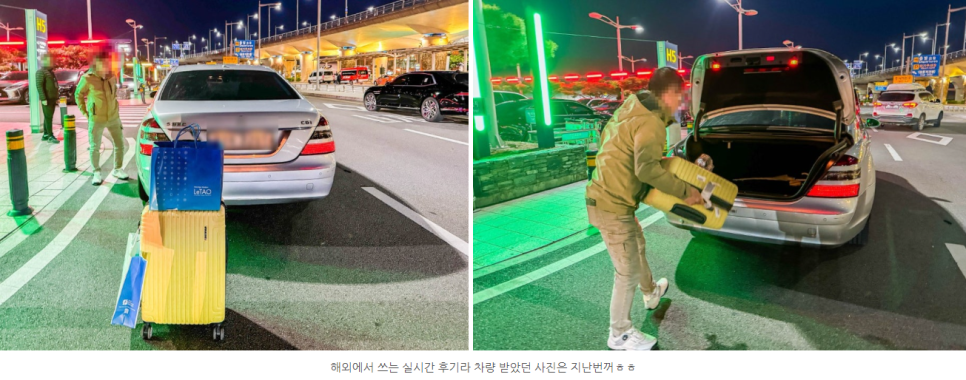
[872, 114, 916, 124]
[667, 195, 869, 247]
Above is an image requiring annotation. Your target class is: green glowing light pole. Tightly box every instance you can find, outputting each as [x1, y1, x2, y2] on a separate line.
[26, 9, 48, 134]
[525, 10, 554, 148]
[472, 0, 497, 159]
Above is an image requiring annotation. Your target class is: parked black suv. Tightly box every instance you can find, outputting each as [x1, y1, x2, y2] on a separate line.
[363, 71, 468, 122]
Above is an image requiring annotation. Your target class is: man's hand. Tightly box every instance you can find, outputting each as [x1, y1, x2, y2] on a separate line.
[684, 187, 703, 206]
[41, 100, 48, 106]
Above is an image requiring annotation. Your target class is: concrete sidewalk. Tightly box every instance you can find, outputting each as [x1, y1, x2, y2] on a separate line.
[473, 181, 592, 268]
[0, 123, 98, 240]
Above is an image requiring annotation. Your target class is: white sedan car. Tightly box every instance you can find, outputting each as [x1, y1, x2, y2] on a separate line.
[136, 64, 336, 205]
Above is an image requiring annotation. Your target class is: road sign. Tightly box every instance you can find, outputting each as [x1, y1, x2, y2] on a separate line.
[852, 60, 863, 70]
[234, 40, 255, 59]
[911, 54, 940, 77]
[223, 56, 238, 64]
[153, 58, 179, 68]
[875, 86, 888, 91]
[893, 75, 913, 84]
[656, 41, 679, 70]
[172, 43, 181, 50]
[875, 81, 888, 87]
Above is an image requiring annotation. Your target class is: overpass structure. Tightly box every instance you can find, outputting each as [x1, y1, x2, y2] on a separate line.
[179, 0, 467, 82]
[852, 48, 966, 102]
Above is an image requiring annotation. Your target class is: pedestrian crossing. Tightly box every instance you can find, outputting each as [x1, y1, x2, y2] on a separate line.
[74, 105, 150, 128]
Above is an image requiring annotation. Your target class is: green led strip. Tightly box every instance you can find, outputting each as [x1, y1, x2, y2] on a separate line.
[533, 13, 551, 126]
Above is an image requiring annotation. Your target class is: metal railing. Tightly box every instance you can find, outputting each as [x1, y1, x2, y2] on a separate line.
[292, 83, 370, 94]
[854, 48, 966, 78]
[181, 0, 441, 60]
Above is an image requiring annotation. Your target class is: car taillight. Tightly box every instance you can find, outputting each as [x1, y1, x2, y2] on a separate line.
[139, 117, 169, 156]
[902, 102, 918, 108]
[807, 155, 860, 198]
[873, 102, 881, 106]
[789, 57, 799, 67]
[301, 116, 334, 155]
[711, 62, 721, 71]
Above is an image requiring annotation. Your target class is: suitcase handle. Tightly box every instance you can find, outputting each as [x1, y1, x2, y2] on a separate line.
[670, 204, 707, 225]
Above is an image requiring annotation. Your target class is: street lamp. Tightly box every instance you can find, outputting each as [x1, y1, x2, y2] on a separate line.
[860, 52, 868, 74]
[191, 35, 197, 54]
[226, 21, 243, 54]
[883, 43, 896, 70]
[620, 56, 647, 72]
[154, 36, 167, 60]
[0, 22, 24, 43]
[258, 2, 283, 64]
[141, 38, 153, 62]
[720, 0, 758, 50]
[900, 32, 927, 74]
[940, 5, 966, 102]
[934, 22, 949, 55]
[247, 13, 258, 41]
[275, 25, 284, 36]
[331, 15, 337, 20]
[125, 19, 143, 58]
[588, 12, 642, 71]
[209, 28, 220, 53]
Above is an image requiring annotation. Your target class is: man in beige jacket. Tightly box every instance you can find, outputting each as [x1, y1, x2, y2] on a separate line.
[586, 67, 703, 350]
[75, 52, 128, 185]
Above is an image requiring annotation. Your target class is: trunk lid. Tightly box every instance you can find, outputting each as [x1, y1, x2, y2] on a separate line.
[152, 99, 320, 165]
[691, 48, 856, 141]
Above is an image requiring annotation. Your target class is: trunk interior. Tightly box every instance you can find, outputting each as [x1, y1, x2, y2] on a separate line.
[685, 135, 838, 199]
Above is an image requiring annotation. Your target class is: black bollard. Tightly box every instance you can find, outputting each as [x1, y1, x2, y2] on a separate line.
[63, 115, 77, 172]
[6, 129, 32, 216]
[586, 149, 598, 181]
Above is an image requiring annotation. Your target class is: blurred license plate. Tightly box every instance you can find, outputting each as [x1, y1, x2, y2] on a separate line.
[207, 129, 276, 150]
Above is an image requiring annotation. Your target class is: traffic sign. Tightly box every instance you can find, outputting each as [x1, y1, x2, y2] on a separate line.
[234, 40, 255, 59]
[153, 58, 179, 68]
[852, 60, 863, 70]
[911, 54, 940, 77]
[875, 86, 887, 91]
[172, 43, 181, 50]
[223, 56, 238, 64]
[656, 41, 679, 70]
[893, 75, 913, 84]
[875, 81, 888, 87]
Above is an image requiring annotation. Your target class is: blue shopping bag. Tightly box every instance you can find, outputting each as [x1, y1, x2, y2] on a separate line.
[149, 124, 224, 211]
[112, 233, 147, 328]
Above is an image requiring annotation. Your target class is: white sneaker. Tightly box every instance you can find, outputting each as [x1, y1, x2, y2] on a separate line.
[111, 169, 129, 180]
[607, 328, 657, 351]
[91, 171, 103, 185]
[643, 278, 669, 310]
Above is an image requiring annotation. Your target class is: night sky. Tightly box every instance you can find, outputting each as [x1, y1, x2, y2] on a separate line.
[486, 0, 964, 76]
[0, 0, 397, 53]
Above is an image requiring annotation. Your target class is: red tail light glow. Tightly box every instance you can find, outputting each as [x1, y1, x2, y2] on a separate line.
[524, 76, 533, 83]
[301, 117, 335, 155]
[766, 56, 775, 61]
[807, 184, 860, 198]
[711, 62, 721, 71]
[902, 102, 918, 108]
[789, 57, 799, 66]
[138, 117, 168, 156]
[586, 72, 603, 79]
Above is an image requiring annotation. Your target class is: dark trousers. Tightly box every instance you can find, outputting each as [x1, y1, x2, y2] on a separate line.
[41, 101, 56, 139]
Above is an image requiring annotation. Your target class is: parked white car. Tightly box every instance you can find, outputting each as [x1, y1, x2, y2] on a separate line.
[307, 70, 337, 84]
[137, 64, 336, 205]
[872, 83, 944, 130]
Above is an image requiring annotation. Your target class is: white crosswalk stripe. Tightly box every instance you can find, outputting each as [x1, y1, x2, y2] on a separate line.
[74, 105, 150, 128]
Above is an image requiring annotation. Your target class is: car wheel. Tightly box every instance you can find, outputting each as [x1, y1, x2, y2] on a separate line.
[848, 218, 870, 246]
[934, 112, 943, 128]
[138, 180, 149, 203]
[364, 93, 380, 111]
[421, 97, 443, 122]
[914, 114, 925, 131]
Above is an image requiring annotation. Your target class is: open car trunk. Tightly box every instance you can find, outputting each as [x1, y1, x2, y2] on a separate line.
[685, 135, 845, 199]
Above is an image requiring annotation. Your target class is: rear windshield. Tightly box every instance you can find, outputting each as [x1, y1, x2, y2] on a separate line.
[159, 70, 300, 101]
[702, 110, 836, 130]
[55, 71, 79, 82]
[878, 92, 915, 102]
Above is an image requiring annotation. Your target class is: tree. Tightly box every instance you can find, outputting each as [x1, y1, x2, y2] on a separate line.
[50, 45, 92, 69]
[482, 4, 558, 71]
[582, 81, 616, 97]
[0, 46, 25, 69]
[618, 77, 648, 94]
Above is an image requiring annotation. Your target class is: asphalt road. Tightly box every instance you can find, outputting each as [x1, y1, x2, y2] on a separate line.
[473, 114, 966, 350]
[0, 98, 468, 350]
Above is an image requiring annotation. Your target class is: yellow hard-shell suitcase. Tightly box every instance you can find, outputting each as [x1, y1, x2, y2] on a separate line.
[139, 205, 226, 340]
[643, 157, 738, 230]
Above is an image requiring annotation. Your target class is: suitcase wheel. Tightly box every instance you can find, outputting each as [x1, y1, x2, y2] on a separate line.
[141, 323, 153, 340]
[212, 324, 225, 342]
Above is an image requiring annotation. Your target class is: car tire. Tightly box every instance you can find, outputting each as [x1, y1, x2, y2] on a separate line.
[848, 218, 870, 246]
[934, 111, 943, 128]
[364, 93, 380, 111]
[914, 114, 925, 131]
[421, 97, 443, 122]
[138, 180, 149, 203]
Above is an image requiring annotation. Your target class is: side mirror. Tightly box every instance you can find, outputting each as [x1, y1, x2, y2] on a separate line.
[865, 118, 880, 128]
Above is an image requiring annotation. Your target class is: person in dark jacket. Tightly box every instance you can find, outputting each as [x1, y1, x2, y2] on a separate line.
[36, 54, 60, 143]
